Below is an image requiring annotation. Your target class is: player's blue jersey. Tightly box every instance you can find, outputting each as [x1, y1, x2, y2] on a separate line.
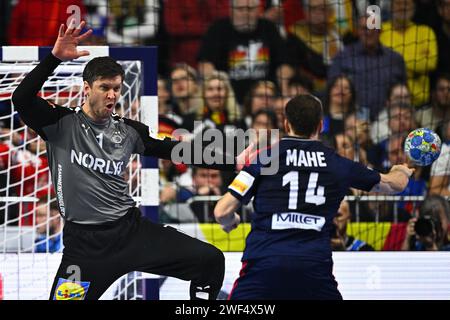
[228, 136, 381, 261]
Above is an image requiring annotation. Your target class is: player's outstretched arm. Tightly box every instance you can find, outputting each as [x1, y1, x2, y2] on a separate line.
[214, 193, 241, 233]
[125, 118, 257, 171]
[371, 164, 415, 194]
[12, 20, 92, 139]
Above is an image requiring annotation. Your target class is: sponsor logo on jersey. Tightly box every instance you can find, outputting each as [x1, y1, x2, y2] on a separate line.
[57, 164, 65, 215]
[71, 149, 124, 175]
[229, 171, 255, 196]
[53, 278, 90, 300]
[271, 212, 325, 231]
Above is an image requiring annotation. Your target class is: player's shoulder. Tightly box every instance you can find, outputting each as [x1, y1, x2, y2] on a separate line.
[118, 115, 170, 141]
[113, 114, 145, 134]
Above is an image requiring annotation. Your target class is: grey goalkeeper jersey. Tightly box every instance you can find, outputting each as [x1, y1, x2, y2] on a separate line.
[12, 54, 235, 224]
[45, 108, 142, 224]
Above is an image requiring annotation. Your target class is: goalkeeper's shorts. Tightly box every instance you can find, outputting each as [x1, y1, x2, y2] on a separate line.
[49, 207, 225, 300]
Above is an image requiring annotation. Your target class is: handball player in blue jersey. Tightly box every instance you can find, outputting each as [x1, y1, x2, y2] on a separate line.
[215, 95, 413, 300]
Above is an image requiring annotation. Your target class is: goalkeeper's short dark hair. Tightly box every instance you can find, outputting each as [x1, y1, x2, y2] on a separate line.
[285, 94, 323, 138]
[83, 57, 125, 86]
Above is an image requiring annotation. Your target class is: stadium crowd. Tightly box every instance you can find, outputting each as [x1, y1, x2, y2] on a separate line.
[0, 0, 449, 252]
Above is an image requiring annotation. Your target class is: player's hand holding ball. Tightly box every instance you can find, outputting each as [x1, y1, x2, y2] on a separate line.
[390, 164, 415, 178]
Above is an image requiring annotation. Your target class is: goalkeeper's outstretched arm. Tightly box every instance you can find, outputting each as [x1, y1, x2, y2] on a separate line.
[12, 20, 92, 140]
[11, 53, 70, 140]
[123, 118, 256, 172]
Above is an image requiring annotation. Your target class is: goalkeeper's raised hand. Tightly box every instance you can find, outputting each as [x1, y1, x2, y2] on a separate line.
[51, 19, 93, 62]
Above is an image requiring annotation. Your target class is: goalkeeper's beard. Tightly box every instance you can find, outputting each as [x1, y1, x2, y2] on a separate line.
[84, 99, 115, 122]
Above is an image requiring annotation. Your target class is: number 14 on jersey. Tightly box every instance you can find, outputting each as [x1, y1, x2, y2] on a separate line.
[283, 171, 326, 209]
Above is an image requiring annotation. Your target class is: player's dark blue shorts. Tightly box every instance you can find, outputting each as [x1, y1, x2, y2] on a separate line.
[228, 255, 342, 300]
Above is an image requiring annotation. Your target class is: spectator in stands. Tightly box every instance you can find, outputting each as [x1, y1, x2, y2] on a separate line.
[328, 15, 407, 121]
[416, 73, 450, 130]
[190, 168, 223, 198]
[386, 135, 426, 204]
[189, 168, 224, 222]
[380, 0, 437, 107]
[197, 71, 243, 133]
[331, 200, 374, 251]
[164, 0, 229, 68]
[344, 113, 371, 165]
[8, 0, 87, 46]
[251, 108, 278, 132]
[430, 119, 450, 195]
[273, 95, 289, 136]
[368, 134, 424, 223]
[413, 0, 441, 31]
[286, 75, 313, 99]
[331, 132, 376, 223]
[106, 0, 159, 45]
[197, 0, 293, 104]
[286, 0, 343, 94]
[250, 108, 279, 148]
[34, 200, 63, 253]
[161, 168, 222, 203]
[197, 72, 246, 188]
[158, 77, 172, 115]
[370, 83, 413, 145]
[159, 159, 192, 202]
[386, 102, 415, 139]
[401, 194, 450, 251]
[81, 2, 108, 46]
[321, 75, 356, 143]
[260, 0, 306, 37]
[333, 133, 358, 163]
[170, 64, 202, 132]
[369, 103, 416, 171]
[243, 81, 278, 128]
[160, 167, 223, 222]
[434, 0, 450, 77]
[158, 76, 185, 137]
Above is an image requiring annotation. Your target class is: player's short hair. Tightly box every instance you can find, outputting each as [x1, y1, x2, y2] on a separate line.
[83, 57, 125, 86]
[285, 94, 323, 137]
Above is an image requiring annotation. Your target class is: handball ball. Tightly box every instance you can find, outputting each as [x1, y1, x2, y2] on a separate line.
[404, 128, 441, 166]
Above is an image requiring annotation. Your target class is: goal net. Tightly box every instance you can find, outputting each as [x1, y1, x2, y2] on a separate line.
[0, 49, 148, 300]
